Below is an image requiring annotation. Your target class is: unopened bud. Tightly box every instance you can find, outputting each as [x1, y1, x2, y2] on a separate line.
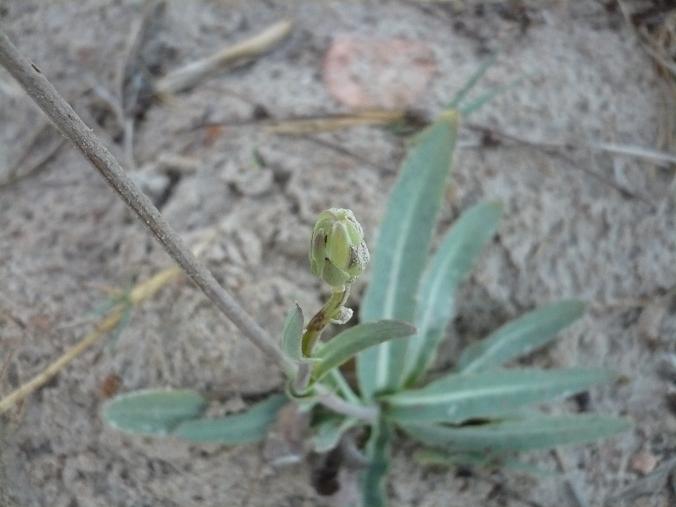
[309, 208, 369, 289]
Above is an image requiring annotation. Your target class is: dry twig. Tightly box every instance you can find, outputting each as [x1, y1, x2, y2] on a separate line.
[154, 19, 292, 95]
[0, 266, 181, 414]
[0, 27, 288, 371]
[0, 28, 375, 422]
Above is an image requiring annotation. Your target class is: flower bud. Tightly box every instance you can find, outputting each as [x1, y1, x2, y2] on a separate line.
[310, 208, 369, 289]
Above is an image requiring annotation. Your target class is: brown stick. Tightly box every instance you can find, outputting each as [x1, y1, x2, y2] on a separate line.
[0, 28, 376, 421]
[0, 28, 290, 371]
[154, 19, 292, 95]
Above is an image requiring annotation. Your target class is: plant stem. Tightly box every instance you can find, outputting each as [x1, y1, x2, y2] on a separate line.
[315, 385, 378, 422]
[302, 287, 349, 356]
[329, 369, 361, 405]
[0, 28, 290, 372]
[0, 29, 372, 423]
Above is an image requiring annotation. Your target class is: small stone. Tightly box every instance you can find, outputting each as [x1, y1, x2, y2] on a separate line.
[630, 451, 658, 476]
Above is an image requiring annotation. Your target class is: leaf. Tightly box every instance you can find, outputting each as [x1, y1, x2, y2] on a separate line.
[401, 414, 630, 452]
[384, 368, 614, 424]
[312, 320, 416, 383]
[447, 54, 497, 109]
[459, 77, 524, 116]
[403, 201, 502, 385]
[173, 394, 287, 444]
[457, 300, 585, 374]
[360, 418, 392, 507]
[358, 114, 459, 399]
[312, 415, 359, 453]
[281, 304, 304, 361]
[102, 389, 206, 436]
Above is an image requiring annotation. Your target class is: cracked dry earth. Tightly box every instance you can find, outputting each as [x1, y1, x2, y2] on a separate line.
[1, 1, 675, 506]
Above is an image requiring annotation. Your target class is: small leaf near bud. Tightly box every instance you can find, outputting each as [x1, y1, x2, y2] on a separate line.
[310, 208, 369, 289]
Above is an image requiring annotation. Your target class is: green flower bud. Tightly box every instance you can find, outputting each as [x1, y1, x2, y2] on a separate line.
[310, 208, 369, 289]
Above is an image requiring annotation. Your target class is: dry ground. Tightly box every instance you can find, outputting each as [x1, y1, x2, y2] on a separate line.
[1, 1, 675, 506]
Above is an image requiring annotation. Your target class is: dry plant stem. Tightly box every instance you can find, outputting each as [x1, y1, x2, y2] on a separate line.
[0, 28, 289, 371]
[154, 19, 292, 95]
[0, 266, 181, 414]
[266, 110, 406, 134]
[0, 30, 372, 422]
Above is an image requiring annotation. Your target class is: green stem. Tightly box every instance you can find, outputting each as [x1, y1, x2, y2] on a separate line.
[301, 286, 350, 356]
[329, 368, 361, 405]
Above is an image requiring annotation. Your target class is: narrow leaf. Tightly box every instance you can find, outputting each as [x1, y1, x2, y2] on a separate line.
[447, 54, 497, 108]
[402, 415, 630, 452]
[102, 389, 206, 436]
[403, 201, 502, 385]
[312, 415, 359, 453]
[384, 368, 613, 424]
[312, 321, 416, 383]
[360, 418, 392, 507]
[173, 394, 287, 444]
[358, 114, 459, 399]
[459, 77, 524, 116]
[458, 300, 585, 374]
[281, 303, 304, 361]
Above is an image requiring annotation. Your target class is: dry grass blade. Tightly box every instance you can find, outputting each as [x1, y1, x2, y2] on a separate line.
[0, 265, 181, 415]
[266, 110, 406, 134]
[154, 19, 292, 95]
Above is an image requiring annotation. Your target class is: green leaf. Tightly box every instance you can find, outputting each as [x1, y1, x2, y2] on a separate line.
[403, 201, 502, 385]
[358, 114, 459, 399]
[173, 394, 287, 444]
[312, 321, 416, 383]
[102, 389, 206, 436]
[281, 303, 304, 361]
[384, 368, 613, 424]
[312, 415, 359, 453]
[457, 300, 585, 374]
[459, 77, 524, 116]
[447, 55, 497, 109]
[360, 418, 392, 507]
[402, 415, 630, 452]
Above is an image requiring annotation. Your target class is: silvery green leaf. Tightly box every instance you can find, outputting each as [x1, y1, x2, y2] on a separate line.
[358, 115, 459, 399]
[102, 389, 206, 436]
[402, 415, 630, 452]
[360, 418, 392, 507]
[459, 77, 524, 116]
[312, 320, 416, 383]
[173, 394, 287, 444]
[458, 300, 585, 374]
[384, 368, 613, 424]
[403, 201, 502, 385]
[312, 415, 359, 453]
[281, 303, 304, 361]
[447, 54, 497, 108]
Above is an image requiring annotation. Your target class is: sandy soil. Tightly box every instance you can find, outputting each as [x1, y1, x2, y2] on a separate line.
[1, 1, 675, 506]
